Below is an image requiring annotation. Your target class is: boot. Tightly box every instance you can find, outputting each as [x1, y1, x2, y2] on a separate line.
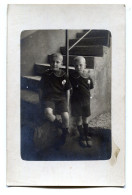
[54, 128, 69, 150]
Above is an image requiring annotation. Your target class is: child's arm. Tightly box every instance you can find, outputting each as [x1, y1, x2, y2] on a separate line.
[63, 75, 72, 91]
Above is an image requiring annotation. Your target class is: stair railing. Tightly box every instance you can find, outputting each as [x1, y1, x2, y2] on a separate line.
[66, 30, 69, 76]
[65, 29, 92, 74]
[69, 29, 92, 51]
[65, 30, 70, 107]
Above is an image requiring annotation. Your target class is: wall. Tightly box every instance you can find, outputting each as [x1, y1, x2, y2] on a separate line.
[90, 46, 111, 119]
[21, 30, 83, 76]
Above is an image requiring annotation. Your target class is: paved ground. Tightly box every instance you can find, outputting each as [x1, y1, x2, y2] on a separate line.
[89, 112, 111, 129]
[21, 112, 111, 161]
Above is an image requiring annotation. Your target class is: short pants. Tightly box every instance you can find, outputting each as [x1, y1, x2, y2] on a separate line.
[70, 98, 91, 117]
[42, 98, 68, 114]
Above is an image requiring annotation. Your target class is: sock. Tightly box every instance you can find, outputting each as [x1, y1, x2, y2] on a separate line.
[60, 128, 69, 144]
[83, 124, 93, 147]
[83, 124, 91, 137]
[77, 125, 85, 138]
[77, 125, 88, 147]
[62, 128, 69, 137]
[53, 118, 62, 128]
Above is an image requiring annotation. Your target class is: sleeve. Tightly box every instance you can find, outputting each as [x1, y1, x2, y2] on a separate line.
[88, 77, 94, 89]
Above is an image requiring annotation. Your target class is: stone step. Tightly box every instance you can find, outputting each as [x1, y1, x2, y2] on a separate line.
[69, 37, 110, 47]
[60, 46, 103, 57]
[21, 75, 41, 91]
[77, 29, 111, 39]
[22, 66, 75, 89]
[47, 55, 94, 69]
[34, 63, 75, 75]
[21, 89, 39, 105]
[34, 63, 51, 75]
[63, 55, 94, 69]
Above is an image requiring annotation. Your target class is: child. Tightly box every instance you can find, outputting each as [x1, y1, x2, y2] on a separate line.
[39, 53, 72, 146]
[69, 56, 94, 147]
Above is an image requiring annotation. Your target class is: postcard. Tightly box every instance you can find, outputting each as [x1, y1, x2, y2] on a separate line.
[7, 4, 125, 186]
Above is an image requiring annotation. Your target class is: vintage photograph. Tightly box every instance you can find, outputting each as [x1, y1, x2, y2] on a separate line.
[7, 4, 125, 186]
[21, 29, 111, 161]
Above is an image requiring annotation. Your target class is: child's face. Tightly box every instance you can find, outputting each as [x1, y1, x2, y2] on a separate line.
[50, 56, 62, 71]
[74, 58, 86, 73]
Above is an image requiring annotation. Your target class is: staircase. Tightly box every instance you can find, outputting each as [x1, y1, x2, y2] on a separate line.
[21, 30, 111, 125]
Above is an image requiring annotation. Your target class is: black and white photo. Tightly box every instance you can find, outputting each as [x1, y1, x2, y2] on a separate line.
[21, 29, 112, 161]
[7, 4, 125, 186]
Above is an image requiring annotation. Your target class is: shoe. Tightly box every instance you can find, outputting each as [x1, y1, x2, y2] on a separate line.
[79, 136, 87, 148]
[54, 131, 69, 150]
[86, 136, 93, 147]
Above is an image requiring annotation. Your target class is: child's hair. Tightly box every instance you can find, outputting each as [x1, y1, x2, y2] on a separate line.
[73, 56, 86, 65]
[50, 53, 63, 62]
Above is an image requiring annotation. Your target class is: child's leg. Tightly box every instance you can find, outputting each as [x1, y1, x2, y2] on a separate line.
[61, 112, 69, 128]
[44, 108, 55, 122]
[82, 116, 93, 147]
[59, 112, 69, 145]
[75, 116, 87, 147]
[75, 116, 83, 136]
[70, 100, 87, 147]
[82, 117, 91, 136]
[44, 108, 62, 128]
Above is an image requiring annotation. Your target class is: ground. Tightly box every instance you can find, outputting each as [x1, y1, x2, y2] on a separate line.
[89, 112, 111, 129]
[21, 112, 111, 161]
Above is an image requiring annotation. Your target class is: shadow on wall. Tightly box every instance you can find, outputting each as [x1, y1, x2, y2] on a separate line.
[21, 30, 83, 76]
